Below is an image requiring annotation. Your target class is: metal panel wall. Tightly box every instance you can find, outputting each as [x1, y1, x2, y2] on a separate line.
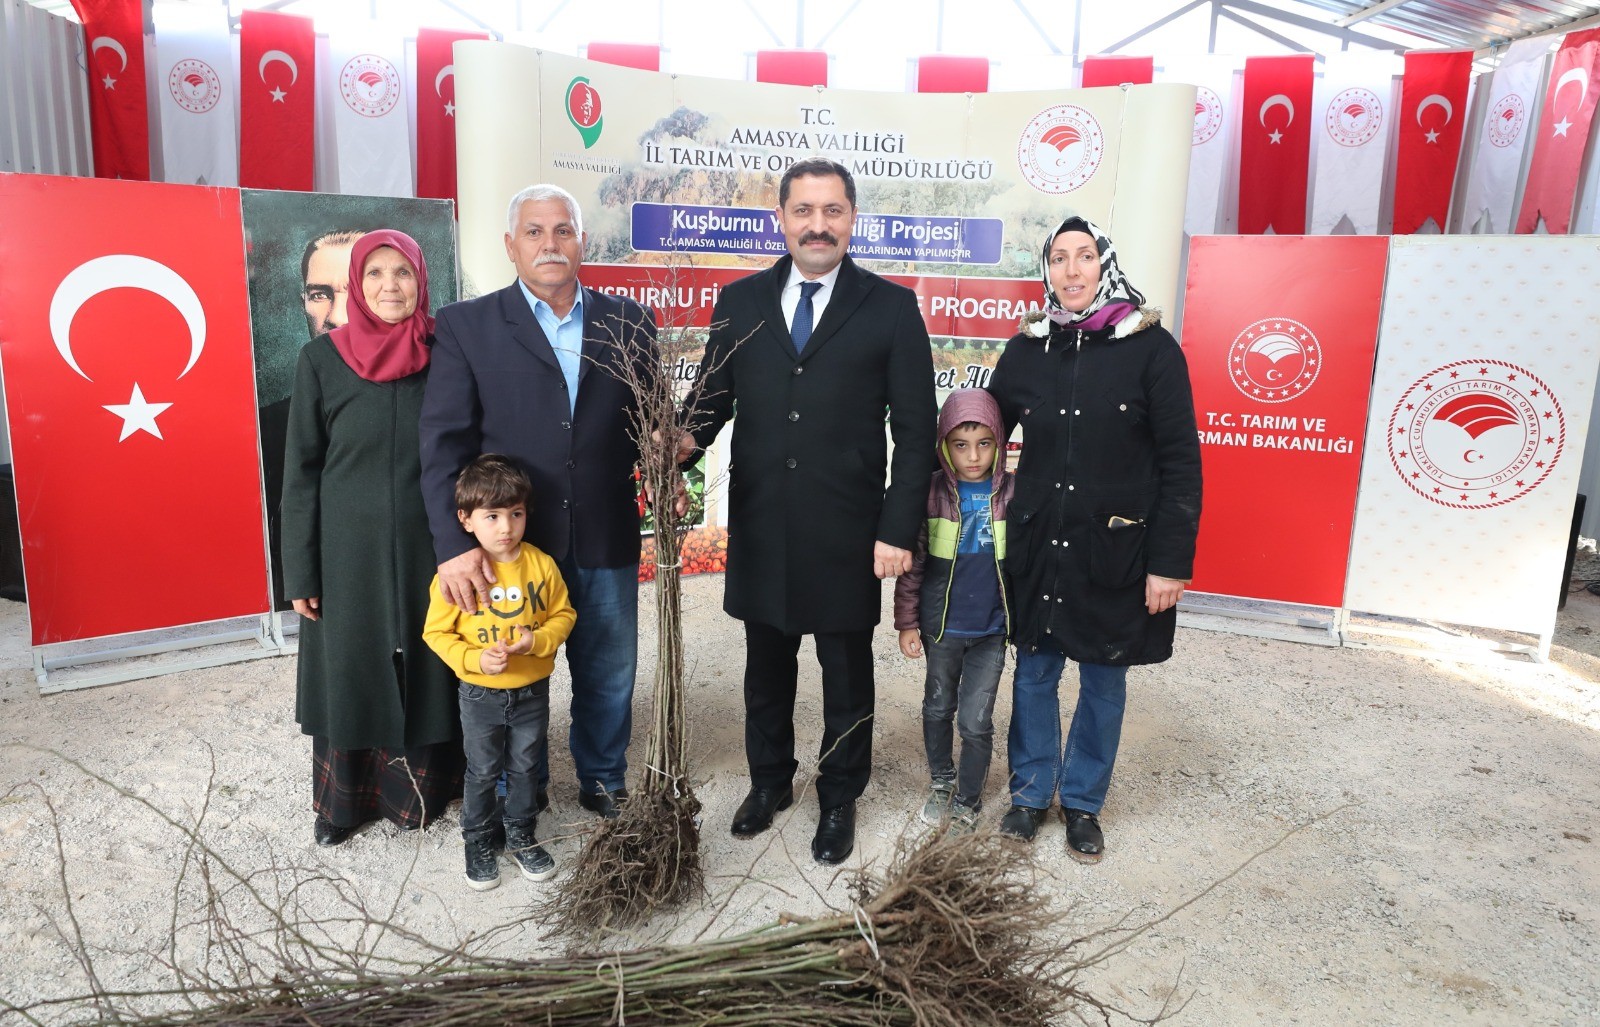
[0, 0, 92, 177]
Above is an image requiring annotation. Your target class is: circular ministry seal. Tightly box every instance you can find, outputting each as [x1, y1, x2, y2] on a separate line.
[1192, 86, 1223, 145]
[1228, 318, 1321, 403]
[1388, 359, 1563, 510]
[167, 58, 221, 114]
[1487, 93, 1526, 148]
[1017, 105, 1105, 194]
[1325, 87, 1383, 147]
[339, 54, 401, 118]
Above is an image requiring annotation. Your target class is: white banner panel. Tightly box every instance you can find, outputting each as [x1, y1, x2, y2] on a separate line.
[329, 29, 412, 198]
[153, 2, 237, 186]
[1160, 55, 1238, 237]
[1459, 38, 1547, 235]
[1308, 51, 1397, 235]
[1344, 235, 1600, 635]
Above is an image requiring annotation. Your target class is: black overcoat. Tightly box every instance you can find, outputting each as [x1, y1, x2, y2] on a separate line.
[419, 283, 658, 569]
[281, 335, 459, 749]
[689, 256, 937, 634]
[988, 312, 1202, 665]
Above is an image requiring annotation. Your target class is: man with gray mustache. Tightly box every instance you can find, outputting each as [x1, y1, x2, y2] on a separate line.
[420, 184, 660, 825]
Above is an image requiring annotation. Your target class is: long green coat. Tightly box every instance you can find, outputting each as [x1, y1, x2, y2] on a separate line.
[281, 335, 459, 750]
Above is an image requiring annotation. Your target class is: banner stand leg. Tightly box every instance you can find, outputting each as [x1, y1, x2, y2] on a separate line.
[1339, 614, 1549, 666]
[32, 615, 295, 696]
[1177, 593, 1341, 647]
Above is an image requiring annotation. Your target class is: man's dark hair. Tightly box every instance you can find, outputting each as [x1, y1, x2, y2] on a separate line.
[299, 228, 367, 284]
[455, 454, 533, 513]
[778, 157, 856, 209]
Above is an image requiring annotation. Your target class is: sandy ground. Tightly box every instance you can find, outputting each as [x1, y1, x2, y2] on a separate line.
[2, 566, 1598, 1025]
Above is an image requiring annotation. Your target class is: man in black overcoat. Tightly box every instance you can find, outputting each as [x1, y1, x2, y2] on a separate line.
[420, 184, 657, 821]
[681, 158, 936, 863]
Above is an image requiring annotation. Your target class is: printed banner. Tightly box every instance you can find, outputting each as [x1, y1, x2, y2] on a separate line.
[0, 176, 268, 645]
[1162, 55, 1238, 236]
[1516, 28, 1600, 234]
[239, 9, 315, 191]
[1344, 236, 1600, 635]
[1081, 56, 1153, 89]
[1182, 236, 1387, 607]
[1238, 54, 1315, 234]
[71, 0, 150, 180]
[1460, 37, 1546, 234]
[1392, 49, 1473, 234]
[242, 191, 460, 611]
[1309, 52, 1396, 235]
[329, 29, 412, 197]
[416, 28, 488, 202]
[153, 1, 237, 186]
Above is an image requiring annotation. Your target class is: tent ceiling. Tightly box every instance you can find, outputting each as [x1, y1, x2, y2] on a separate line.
[1291, 0, 1600, 52]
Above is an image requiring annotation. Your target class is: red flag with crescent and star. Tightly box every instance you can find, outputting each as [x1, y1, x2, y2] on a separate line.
[0, 176, 268, 645]
[239, 10, 315, 190]
[70, 0, 150, 180]
[1516, 28, 1600, 234]
[1392, 49, 1473, 234]
[1238, 55, 1315, 234]
[416, 28, 489, 202]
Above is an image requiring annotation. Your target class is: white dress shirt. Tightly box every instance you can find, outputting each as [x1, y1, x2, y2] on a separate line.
[780, 261, 843, 334]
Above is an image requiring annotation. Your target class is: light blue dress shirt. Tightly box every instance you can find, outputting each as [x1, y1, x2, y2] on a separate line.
[518, 278, 584, 415]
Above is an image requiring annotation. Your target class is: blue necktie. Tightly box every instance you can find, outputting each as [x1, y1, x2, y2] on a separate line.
[792, 280, 822, 353]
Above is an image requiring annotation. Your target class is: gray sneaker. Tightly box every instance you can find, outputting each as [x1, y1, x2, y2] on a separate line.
[945, 801, 981, 837]
[464, 835, 501, 891]
[920, 780, 956, 825]
[504, 822, 557, 882]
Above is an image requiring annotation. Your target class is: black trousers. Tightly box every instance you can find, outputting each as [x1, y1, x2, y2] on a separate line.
[742, 619, 875, 810]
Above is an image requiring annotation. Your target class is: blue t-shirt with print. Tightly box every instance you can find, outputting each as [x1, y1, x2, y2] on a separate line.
[940, 479, 1004, 637]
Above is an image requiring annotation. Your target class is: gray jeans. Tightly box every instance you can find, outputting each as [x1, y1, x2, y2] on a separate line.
[459, 678, 549, 839]
[921, 632, 1006, 809]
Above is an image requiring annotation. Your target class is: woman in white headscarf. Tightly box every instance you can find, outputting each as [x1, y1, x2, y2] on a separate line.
[986, 215, 1201, 861]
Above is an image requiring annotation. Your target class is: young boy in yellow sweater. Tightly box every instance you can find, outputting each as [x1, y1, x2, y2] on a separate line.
[424, 455, 576, 891]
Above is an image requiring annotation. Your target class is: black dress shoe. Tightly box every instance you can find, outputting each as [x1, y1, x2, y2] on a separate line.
[731, 784, 794, 838]
[313, 815, 354, 847]
[578, 787, 628, 820]
[811, 802, 856, 865]
[996, 804, 1048, 843]
[1061, 807, 1104, 863]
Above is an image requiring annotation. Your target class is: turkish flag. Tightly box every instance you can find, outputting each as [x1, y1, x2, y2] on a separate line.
[1238, 55, 1315, 234]
[1080, 56, 1153, 88]
[0, 176, 268, 645]
[240, 10, 315, 191]
[1392, 50, 1473, 234]
[416, 28, 488, 202]
[70, 0, 150, 180]
[1516, 28, 1600, 234]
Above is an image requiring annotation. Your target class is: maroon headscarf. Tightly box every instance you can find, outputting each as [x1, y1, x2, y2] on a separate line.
[329, 229, 434, 382]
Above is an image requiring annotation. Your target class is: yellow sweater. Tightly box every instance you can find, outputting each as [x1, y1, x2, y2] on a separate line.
[423, 543, 577, 688]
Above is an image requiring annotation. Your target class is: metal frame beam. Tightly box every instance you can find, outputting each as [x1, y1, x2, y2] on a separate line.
[1011, 0, 1064, 56]
[1220, 0, 1404, 50]
[1337, 0, 1413, 27]
[1217, 7, 1315, 54]
[1096, 0, 1209, 55]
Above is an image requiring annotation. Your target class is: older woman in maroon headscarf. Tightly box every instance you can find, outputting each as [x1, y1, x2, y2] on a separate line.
[282, 230, 462, 846]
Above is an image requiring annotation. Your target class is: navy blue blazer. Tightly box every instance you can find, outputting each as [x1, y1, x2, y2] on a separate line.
[420, 281, 658, 569]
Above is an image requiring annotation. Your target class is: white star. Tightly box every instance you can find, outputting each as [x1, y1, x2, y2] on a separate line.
[102, 74, 116, 89]
[103, 384, 172, 442]
[1268, 128, 1283, 144]
[1554, 117, 1572, 137]
[270, 86, 286, 103]
[1424, 128, 1439, 143]
[444, 100, 456, 117]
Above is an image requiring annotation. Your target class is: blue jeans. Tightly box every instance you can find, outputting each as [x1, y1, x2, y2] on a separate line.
[459, 679, 549, 839]
[1007, 636, 1128, 813]
[550, 555, 638, 797]
[922, 632, 1005, 810]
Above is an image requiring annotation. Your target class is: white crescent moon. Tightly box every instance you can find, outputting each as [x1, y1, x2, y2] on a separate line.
[1464, 449, 1483, 463]
[1259, 93, 1294, 127]
[49, 256, 207, 382]
[1554, 67, 1589, 110]
[90, 36, 128, 73]
[1416, 93, 1453, 126]
[258, 49, 298, 85]
[1266, 368, 1283, 382]
[435, 64, 454, 97]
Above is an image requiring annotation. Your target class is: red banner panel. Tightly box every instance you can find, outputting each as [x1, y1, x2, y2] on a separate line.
[1180, 236, 1388, 607]
[1081, 56, 1154, 88]
[1516, 28, 1600, 234]
[0, 176, 269, 644]
[1392, 49, 1473, 234]
[416, 28, 489, 202]
[755, 49, 828, 87]
[239, 10, 315, 191]
[1238, 55, 1315, 235]
[71, 0, 150, 180]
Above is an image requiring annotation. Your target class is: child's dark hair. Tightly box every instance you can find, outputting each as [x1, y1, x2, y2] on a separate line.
[455, 454, 532, 513]
[949, 420, 991, 435]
